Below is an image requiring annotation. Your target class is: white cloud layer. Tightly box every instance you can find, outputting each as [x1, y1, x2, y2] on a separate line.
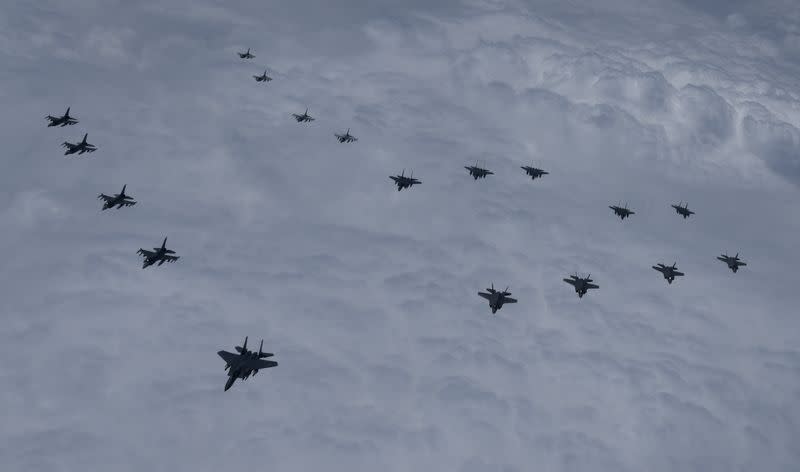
[1, 1, 799, 471]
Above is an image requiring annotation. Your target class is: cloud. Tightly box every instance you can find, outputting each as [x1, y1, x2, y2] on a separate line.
[1, 0, 799, 471]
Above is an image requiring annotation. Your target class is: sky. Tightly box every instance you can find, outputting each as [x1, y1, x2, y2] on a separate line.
[1, 0, 799, 471]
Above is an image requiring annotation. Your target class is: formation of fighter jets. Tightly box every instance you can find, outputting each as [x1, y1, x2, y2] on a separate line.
[40, 45, 752, 391]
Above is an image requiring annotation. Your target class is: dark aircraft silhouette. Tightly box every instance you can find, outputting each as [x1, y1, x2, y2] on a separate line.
[609, 203, 635, 220]
[389, 169, 421, 191]
[218, 337, 278, 391]
[253, 70, 272, 82]
[98, 185, 136, 210]
[671, 202, 694, 218]
[652, 262, 684, 284]
[477, 284, 517, 314]
[717, 252, 746, 273]
[563, 273, 599, 298]
[521, 165, 548, 180]
[464, 162, 493, 180]
[292, 108, 315, 123]
[335, 128, 357, 143]
[62, 133, 97, 156]
[238, 48, 255, 59]
[137, 237, 179, 268]
[45, 107, 78, 127]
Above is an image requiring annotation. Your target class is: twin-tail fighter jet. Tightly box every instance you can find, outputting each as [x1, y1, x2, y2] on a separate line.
[292, 108, 314, 123]
[717, 252, 746, 273]
[464, 162, 494, 180]
[671, 202, 694, 219]
[217, 337, 278, 391]
[98, 185, 136, 210]
[521, 165, 548, 180]
[238, 48, 255, 59]
[389, 170, 421, 191]
[45, 107, 78, 127]
[652, 262, 684, 284]
[137, 237, 179, 268]
[609, 203, 635, 220]
[563, 273, 599, 298]
[253, 70, 272, 82]
[477, 284, 517, 314]
[62, 133, 97, 156]
[335, 128, 357, 143]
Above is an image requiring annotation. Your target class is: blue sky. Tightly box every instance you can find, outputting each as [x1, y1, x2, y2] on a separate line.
[1, 1, 799, 471]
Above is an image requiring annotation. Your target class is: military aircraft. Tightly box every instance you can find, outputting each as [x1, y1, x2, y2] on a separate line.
[62, 133, 97, 156]
[521, 165, 548, 180]
[137, 237, 179, 268]
[652, 262, 684, 284]
[98, 185, 136, 210]
[563, 273, 599, 298]
[609, 203, 635, 220]
[238, 48, 255, 59]
[292, 108, 315, 123]
[464, 162, 494, 180]
[335, 128, 357, 143]
[217, 337, 278, 391]
[389, 169, 421, 191]
[477, 283, 517, 314]
[671, 202, 694, 219]
[717, 252, 746, 273]
[45, 107, 78, 127]
[253, 70, 272, 82]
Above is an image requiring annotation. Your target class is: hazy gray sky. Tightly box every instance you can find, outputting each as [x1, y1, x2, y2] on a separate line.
[1, 1, 799, 471]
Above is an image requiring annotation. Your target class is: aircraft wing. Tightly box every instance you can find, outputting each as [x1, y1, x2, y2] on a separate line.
[737, 261, 747, 266]
[504, 297, 517, 304]
[218, 350, 238, 364]
[562, 278, 577, 286]
[673, 271, 685, 277]
[137, 249, 155, 257]
[478, 292, 492, 300]
[163, 255, 179, 263]
[98, 194, 114, 202]
[117, 201, 136, 208]
[586, 283, 599, 289]
[248, 359, 278, 370]
[652, 266, 665, 272]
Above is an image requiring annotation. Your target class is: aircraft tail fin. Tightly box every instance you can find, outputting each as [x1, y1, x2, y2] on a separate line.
[121, 184, 126, 195]
[161, 237, 167, 249]
[82, 133, 88, 143]
[66, 106, 70, 116]
[242, 336, 248, 353]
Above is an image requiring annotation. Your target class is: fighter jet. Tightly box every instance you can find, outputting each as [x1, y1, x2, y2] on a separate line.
[521, 165, 548, 180]
[292, 108, 315, 123]
[389, 169, 421, 191]
[465, 162, 494, 180]
[238, 48, 255, 59]
[477, 283, 517, 314]
[717, 252, 746, 273]
[253, 70, 272, 82]
[136, 237, 179, 269]
[217, 337, 278, 392]
[62, 133, 97, 156]
[609, 202, 635, 220]
[652, 262, 684, 284]
[98, 185, 136, 210]
[563, 273, 599, 298]
[45, 107, 78, 127]
[335, 128, 357, 143]
[671, 202, 695, 219]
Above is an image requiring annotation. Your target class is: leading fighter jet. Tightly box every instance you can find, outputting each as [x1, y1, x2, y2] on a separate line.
[477, 283, 517, 314]
[98, 184, 136, 210]
[609, 203, 635, 220]
[45, 107, 78, 127]
[335, 128, 357, 143]
[389, 169, 421, 191]
[292, 108, 315, 123]
[238, 48, 255, 59]
[465, 162, 494, 180]
[563, 273, 599, 298]
[62, 133, 97, 156]
[217, 337, 278, 392]
[253, 70, 272, 82]
[521, 165, 548, 180]
[137, 237, 179, 268]
[652, 262, 684, 284]
[671, 202, 694, 219]
[717, 252, 746, 273]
